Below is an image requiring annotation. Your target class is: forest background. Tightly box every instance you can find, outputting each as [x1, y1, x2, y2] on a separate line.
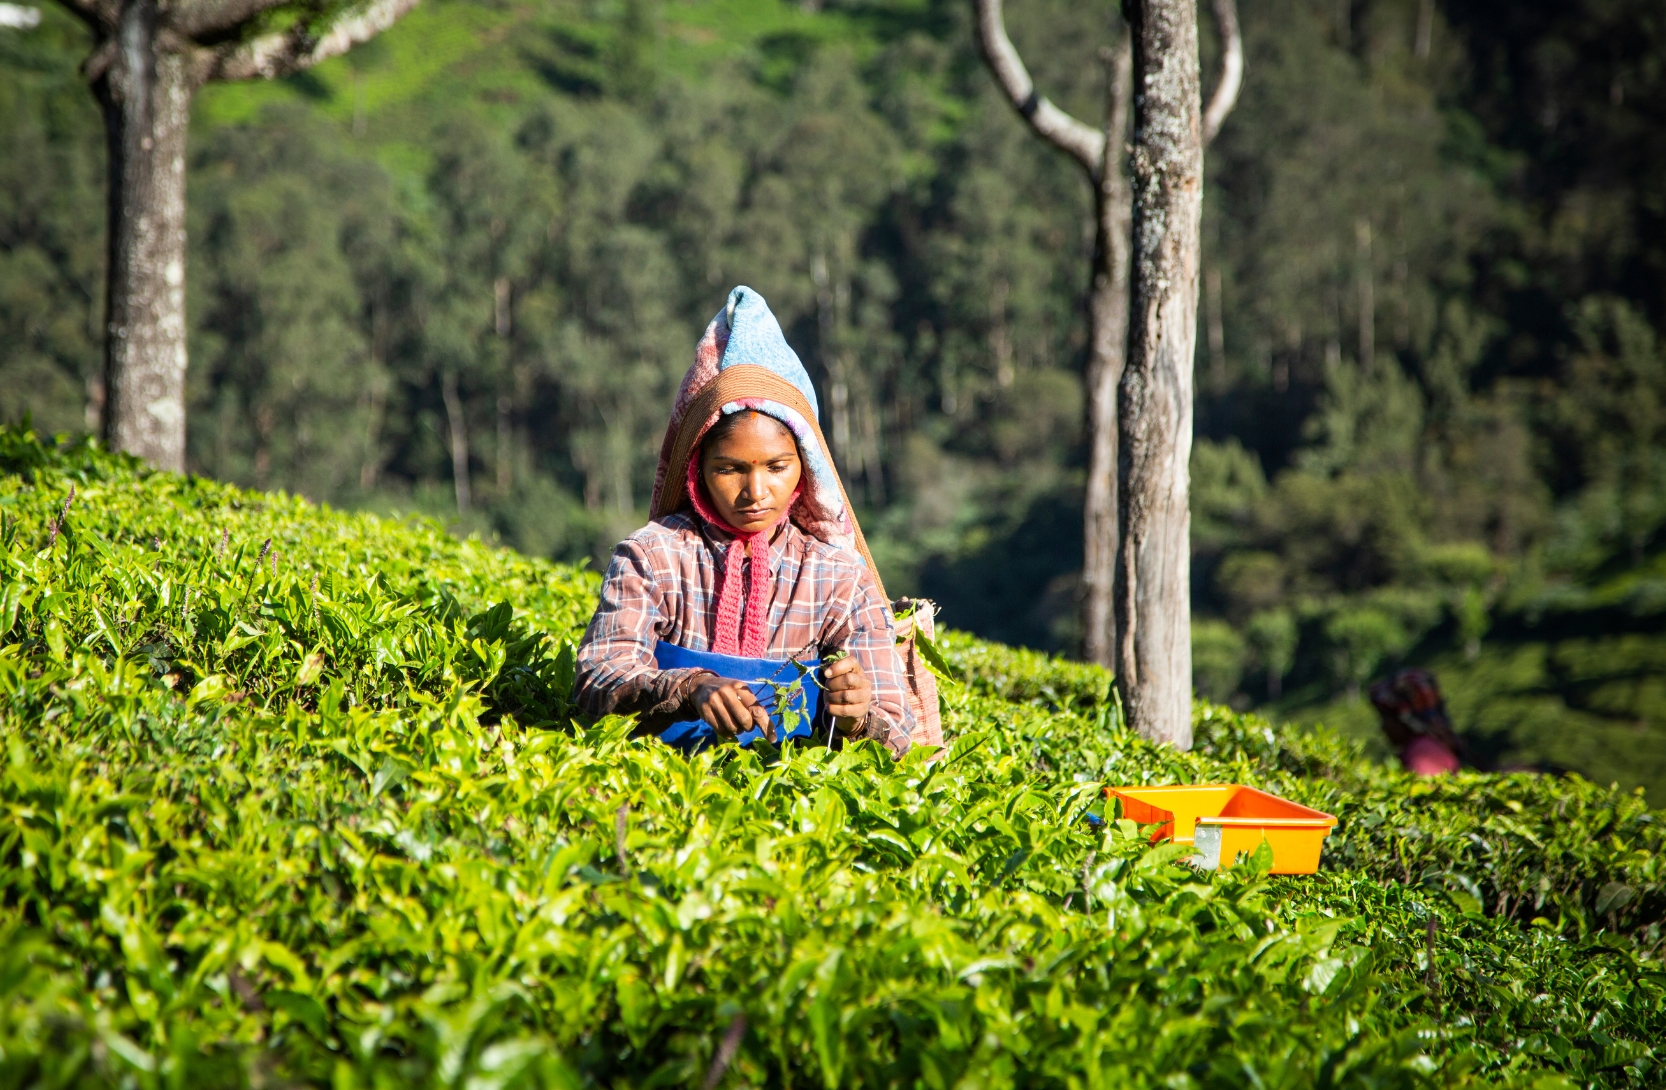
[3, 0, 1663, 799]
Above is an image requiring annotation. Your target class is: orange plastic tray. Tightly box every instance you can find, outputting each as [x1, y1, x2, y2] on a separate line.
[1105, 784, 1337, 874]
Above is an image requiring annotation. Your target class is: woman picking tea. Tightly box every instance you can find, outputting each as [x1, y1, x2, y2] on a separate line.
[574, 286, 915, 756]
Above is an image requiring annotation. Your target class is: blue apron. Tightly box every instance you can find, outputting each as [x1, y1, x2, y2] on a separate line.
[652, 642, 820, 752]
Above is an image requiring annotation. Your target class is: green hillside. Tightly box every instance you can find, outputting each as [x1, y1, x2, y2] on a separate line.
[2, 429, 1661, 1086]
[7, 0, 1665, 803]
[189, 0, 908, 180]
[193, 0, 877, 119]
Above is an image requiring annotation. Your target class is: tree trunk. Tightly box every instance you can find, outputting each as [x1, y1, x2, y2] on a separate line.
[441, 369, 471, 514]
[1205, 262, 1226, 385]
[96, 0, 193, 472]
[68, 0, 421, 474]
[496, 393, 512, 494]
[1355, 215, 1374, 370]
[1081, 41, 1133, 670]
[1116, 0, 1203, 748]
[972, 0, 1232, 686]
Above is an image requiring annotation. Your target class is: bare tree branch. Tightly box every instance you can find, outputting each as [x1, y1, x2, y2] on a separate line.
[972, 0, 1106, 176]
[1201, 0, 1242, 147]
[206, 0, 418, 83]
[81, 36, 116, 81]
[170, 0, 295, 40]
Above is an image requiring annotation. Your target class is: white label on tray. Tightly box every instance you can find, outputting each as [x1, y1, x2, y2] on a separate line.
[1190, 823, 1223, 870]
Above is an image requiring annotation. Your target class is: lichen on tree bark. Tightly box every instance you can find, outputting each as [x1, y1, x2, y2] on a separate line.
[973, 0, 1238, 696]
[1116, 0, 1204, 749]
[61, 0, 422, 471]
[97, 0, 191, 470]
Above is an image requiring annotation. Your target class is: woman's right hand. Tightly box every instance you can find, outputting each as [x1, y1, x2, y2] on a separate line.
[691, 676, 775, 743]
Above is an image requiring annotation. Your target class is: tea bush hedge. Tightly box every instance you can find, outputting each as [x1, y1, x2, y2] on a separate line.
[1, 429, 1662, 1088]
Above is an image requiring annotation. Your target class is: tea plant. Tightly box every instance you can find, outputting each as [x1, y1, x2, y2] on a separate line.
[0, 428, 1661, 1088]
[937, 634, 1665, 954]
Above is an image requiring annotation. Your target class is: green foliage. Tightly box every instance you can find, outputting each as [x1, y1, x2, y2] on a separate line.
[9, 433, 1662, 1086]
[1191, 619, 1247, 704]
[1245, 609, 1297, 697]
[6, 0, 1663, 791]
[0, 3, 104, 438]
[937, 628, 1666, 962]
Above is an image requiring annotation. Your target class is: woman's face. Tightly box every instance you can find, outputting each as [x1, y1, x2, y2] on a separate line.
[701, 413, 802, 533]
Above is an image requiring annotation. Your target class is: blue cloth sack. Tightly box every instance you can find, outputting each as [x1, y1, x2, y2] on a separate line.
[652, 642, 820, 752]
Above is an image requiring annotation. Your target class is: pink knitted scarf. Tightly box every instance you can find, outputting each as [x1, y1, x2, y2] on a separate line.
[685, 454, 799, 657]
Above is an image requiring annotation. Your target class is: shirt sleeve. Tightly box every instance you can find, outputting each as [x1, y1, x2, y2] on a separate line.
[824, 565, 915, 758]
[574, 538, 712, 726]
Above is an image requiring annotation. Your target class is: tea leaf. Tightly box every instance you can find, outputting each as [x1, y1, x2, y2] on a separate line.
[0, 428, 1659, 1088]
[912, 629, 961, 686]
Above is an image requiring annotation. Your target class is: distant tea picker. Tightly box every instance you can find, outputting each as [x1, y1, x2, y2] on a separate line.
[575, 286, 942, 756]
[1369, 667, 1463, 776]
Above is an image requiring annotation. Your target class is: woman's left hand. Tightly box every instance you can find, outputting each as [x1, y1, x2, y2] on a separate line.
[822, 655, 872, 734]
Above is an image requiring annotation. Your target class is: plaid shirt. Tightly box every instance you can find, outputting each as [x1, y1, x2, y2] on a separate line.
[575, 512, 914, 756]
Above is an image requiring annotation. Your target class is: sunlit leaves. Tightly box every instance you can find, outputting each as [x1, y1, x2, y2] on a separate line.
[0, 430, 1661, 1087]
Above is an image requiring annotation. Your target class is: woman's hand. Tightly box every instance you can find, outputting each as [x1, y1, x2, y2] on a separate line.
[821, 655, 872, 735]
[691, 676, 775, 743]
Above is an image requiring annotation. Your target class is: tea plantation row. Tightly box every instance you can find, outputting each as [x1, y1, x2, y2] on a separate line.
[0, 429, 1661, 1088]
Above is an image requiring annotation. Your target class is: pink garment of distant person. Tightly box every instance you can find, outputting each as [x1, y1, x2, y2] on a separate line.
[1400, 735, 1460, 776]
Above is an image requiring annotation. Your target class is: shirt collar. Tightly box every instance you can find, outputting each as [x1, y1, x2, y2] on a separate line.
[696, 515, 798, 575]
